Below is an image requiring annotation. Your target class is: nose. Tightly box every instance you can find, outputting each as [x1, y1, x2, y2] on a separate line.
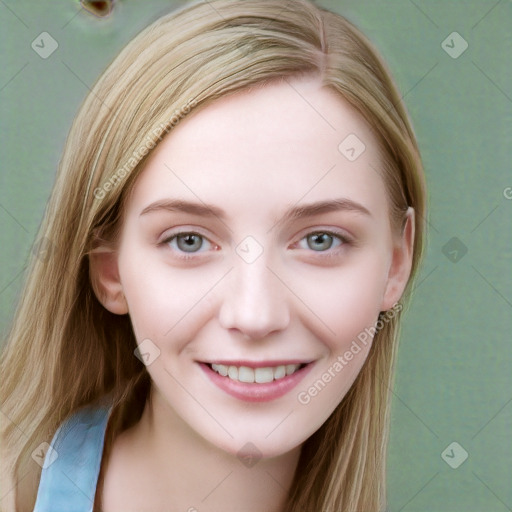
[218, 255, 290, 340]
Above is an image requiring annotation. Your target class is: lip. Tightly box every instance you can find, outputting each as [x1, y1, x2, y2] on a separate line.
[203, 359, 311, 368]
[199, 361, 315, 402]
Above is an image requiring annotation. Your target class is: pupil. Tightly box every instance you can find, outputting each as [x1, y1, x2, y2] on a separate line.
[178, 234, 201, 252]
[309, 233, 332, 251]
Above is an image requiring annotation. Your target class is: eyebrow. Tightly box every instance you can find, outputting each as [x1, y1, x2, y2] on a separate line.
[139, 197, 372, 222]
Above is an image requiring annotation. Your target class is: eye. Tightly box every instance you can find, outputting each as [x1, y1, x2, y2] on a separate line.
[162, 231, 214, 255]
[297, 231, 347, 252]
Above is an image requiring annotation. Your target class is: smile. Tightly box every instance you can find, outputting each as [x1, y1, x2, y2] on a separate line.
[200, 360, 314, 402]
[208, 363, 304, 383]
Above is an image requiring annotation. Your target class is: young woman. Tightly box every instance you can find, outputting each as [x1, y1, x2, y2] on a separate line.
[0, 0, 426, 510]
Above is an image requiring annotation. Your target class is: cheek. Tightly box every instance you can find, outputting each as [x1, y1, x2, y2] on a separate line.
[292, 258, 388, 423]
[118, 245, 221, 344]
[293, 252, 389, 350]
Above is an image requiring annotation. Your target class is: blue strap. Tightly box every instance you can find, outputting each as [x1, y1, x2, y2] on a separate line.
[33, 402, 113, 512]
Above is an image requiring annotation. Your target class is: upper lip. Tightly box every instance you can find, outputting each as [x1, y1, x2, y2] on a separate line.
[200, 360, 313, 368]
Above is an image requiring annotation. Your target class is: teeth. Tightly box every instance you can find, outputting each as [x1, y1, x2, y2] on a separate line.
[227, 366, 238, 380]
[255, 367, 274, 383]
[238, 366, 254, 383]
[210, 363, 302, 383]
[274, 365, 286, 379]
[286, 364, 298, 375]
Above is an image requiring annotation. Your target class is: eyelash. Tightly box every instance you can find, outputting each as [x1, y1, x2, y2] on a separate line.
[160, 229, 351, 261]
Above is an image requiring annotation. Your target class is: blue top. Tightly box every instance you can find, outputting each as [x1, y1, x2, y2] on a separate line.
[33, 401, 114, 512]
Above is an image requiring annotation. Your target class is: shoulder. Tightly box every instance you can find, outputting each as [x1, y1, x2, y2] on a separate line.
[50, 401, 113, 453]
[45, 400, 114, 474]
[30, 399, 114, 511]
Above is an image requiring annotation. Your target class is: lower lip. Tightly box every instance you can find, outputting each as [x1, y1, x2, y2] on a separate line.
[199, 363, 314, 402]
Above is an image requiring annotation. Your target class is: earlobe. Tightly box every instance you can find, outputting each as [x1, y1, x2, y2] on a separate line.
[88, 248, 129, 315]
[381, 207, 415, 311]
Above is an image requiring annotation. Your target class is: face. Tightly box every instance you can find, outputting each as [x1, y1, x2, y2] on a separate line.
[96, 75, 412, 458]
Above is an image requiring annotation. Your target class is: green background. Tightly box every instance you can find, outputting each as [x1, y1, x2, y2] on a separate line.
[1, 1, 511, 510]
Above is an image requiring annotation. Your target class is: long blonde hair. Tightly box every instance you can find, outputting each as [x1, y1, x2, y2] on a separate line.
[0, 1, 426, 510]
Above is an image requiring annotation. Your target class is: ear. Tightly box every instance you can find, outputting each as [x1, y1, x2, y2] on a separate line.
[88, 247, 129, 315]
[381, 207, 415, 311]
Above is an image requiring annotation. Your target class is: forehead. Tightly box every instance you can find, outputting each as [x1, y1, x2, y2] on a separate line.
[128, 75, 388, 222]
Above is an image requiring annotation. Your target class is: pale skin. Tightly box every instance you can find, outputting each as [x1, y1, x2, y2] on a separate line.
[90, 74, 414, 512]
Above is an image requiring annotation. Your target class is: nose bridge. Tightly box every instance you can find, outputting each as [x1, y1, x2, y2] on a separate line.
[219, 249, 290, 339]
